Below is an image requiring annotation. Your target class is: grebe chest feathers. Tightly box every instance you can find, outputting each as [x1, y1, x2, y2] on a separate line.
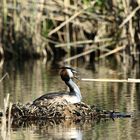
[33, 67, 82, 104]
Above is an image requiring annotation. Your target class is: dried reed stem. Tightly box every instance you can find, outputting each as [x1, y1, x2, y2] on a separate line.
[48, 10, 82, 36]
[81, 78, 140, 83]
[119, 5, 140, 28]
[99, 46, 126, 59]
[55, 38, 113, 48]
[1, 94, 12, 140]
[64, 48, 95, 62]
[64, 42, 115, 62]
[48, 1, 96, 36]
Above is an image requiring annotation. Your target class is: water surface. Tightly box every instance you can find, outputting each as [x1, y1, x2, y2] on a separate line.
[0, 59, 140, 140]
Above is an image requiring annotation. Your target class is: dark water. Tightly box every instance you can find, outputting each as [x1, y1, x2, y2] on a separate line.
[0, 59, 140, 140]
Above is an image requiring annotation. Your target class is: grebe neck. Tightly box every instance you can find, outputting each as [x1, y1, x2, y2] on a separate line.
[65, 79, 82, 99]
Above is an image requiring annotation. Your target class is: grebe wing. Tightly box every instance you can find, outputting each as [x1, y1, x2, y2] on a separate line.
[33, 92, 68, 103]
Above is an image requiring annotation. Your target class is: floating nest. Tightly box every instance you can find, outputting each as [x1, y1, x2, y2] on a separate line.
[1, 99, 131, 127]
[10, 101, 99, 121]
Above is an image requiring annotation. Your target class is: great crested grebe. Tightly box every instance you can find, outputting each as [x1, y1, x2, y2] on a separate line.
[33, 66, 82, 104]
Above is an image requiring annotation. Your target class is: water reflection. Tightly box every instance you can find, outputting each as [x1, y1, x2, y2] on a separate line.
[0, 59, 140, 140]
[10, 117, 140, 140]
[12, 119, 84, 140]
[10, 118, 109, 140]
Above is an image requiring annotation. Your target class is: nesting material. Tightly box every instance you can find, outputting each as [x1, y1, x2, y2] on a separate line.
[4, 100, 131, 124]
[9, 101, 99, 121]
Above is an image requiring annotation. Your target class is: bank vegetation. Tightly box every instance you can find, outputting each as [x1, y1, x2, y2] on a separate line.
[0, 0, 140, 65]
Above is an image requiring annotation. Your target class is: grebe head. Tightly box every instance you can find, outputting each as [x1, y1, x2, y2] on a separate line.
[60, 66, 77, 82]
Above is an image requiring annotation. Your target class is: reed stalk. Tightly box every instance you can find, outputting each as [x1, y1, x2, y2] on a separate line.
[81, 78, 140, 83]
[64, 41, 115, 62]
[55, 38, 113, 48]
[1, 94, 12, 140]
[119, 5, 140, 28]
[48, 1, 96, 36]
[99, 46, 126, 59]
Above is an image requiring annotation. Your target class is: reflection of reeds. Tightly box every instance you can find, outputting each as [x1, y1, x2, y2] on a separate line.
[1, 94, 12, 140]
[2, 0, 7, 26]
[0, 73, 8, 83]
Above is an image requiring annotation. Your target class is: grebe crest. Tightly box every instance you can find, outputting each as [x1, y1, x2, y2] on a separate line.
[60, 67, 77, 81]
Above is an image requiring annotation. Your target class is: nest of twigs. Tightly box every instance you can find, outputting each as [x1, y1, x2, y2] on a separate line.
[2, 99, 131, 125]
[9, 101, 100, 121]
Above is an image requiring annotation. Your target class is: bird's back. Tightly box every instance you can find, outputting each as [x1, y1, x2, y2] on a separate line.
[33, 91, 80, 105]
[33, 92, 68, 103]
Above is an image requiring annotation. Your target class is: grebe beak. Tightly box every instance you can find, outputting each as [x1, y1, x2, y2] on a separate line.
[74, 74, 81, 80]
[72, 70, 80, 80]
